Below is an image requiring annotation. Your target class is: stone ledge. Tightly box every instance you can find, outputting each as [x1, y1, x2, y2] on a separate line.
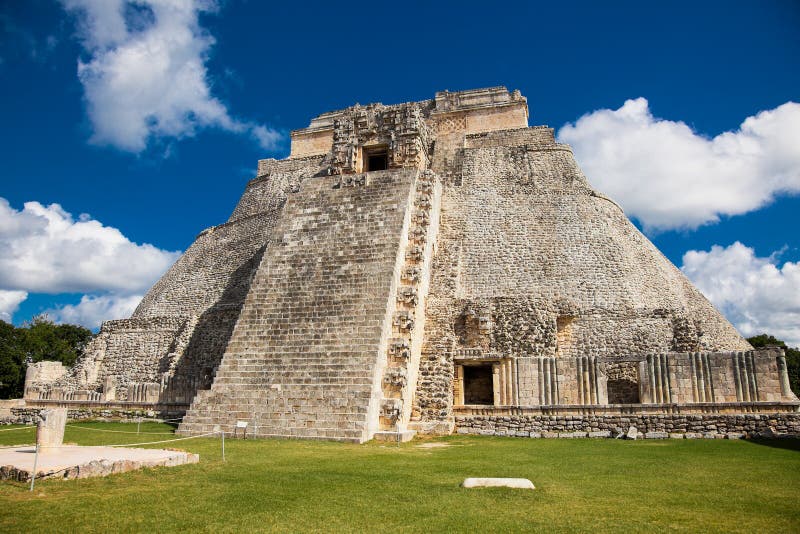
[0, 445, 198, 482]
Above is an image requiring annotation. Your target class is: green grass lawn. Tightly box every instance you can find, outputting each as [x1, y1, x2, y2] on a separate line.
[1, 422, 798, 533]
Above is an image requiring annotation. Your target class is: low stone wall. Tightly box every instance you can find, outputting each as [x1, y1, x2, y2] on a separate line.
[10, 406, 186, 425]
[0, 399, 24, 423]
[455, 413, 800, 439]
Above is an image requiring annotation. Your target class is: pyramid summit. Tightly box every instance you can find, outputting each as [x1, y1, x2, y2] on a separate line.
[23, 87, 799, 441]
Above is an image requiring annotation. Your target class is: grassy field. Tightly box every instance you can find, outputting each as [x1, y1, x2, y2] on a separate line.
[0, 422, 798, 533]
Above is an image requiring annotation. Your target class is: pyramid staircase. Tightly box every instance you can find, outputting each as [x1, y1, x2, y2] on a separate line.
[178, 169, 438, 442]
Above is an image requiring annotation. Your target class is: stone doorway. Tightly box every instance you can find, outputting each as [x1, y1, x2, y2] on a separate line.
[364, 146, 388, 171]
[463, 364, 494, 405]
[606, 361, 641, 404]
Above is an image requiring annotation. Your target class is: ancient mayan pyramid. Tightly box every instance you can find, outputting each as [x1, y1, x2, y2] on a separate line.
[24, 87, 798, 441]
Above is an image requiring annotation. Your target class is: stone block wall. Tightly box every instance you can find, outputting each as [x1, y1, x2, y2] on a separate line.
[414, 119, 753, 430]
[464, 126, 555, 149]
[10, 405, 187, 425]
[455, 413, 800, 439]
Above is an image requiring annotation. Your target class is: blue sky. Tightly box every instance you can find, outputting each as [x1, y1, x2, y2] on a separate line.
[1, 0, 799, 343]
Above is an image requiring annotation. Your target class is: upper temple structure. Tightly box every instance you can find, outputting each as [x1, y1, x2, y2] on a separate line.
[22, 87, 799, 441]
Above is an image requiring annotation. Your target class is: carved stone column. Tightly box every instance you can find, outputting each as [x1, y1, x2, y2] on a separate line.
[37, 408, 67, 453]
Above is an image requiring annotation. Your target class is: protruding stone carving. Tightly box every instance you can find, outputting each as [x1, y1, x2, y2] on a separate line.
[401, 266, 421, 283]
[389, 339, 410, 360]
[383, 367, 408, 388]
[412, 210, 429, 225]
[380, 398, 402, 422]
[330, 102, 431, 175]
[408, 225, 427, 244]
[478, 314, 492, 335]
[397, 286, 418, 306]
[406, 246, 423, 263]
[332, 173, 367, 189]
[416, 176, 433, 194]
[393, 311, 414, 332]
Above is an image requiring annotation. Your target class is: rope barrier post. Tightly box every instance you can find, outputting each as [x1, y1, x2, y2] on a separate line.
[29, 443, 39, 493]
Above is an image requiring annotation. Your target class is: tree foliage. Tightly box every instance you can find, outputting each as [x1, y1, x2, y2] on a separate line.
[747, 334, 800, 396]
[0, 315, 93, 399]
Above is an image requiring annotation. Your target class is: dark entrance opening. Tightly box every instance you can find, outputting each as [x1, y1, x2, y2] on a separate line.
[365, 147, 388, 171]
[607, 379, 640, 404]
[463, 364, 494, 405]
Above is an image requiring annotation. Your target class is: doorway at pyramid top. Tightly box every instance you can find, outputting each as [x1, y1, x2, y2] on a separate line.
[363, 145, 389, 172]
[330, 103, 432, 175]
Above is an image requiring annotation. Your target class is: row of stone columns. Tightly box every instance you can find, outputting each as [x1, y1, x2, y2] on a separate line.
[640, 354, 673, 404]
[537, 357, 559, 405]
[493, 359, 517, 406]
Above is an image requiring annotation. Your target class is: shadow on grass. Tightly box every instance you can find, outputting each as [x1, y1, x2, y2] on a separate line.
[746, 438, 800, 452]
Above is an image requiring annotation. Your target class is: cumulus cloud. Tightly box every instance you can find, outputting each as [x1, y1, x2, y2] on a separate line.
[558, 98, 800, 231]
[61, 0, 281, 152]
[0, 290, 27, 323]
[47, 293, 143, 330]
[0, 197, 179, 327]
[0, 198, 180, 294]
[681, 242, 800, 347]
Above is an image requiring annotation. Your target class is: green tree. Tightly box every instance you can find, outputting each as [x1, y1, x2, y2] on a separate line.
[0, 315, 93, 399]
[747, 334, 800, 396]
[0, 320, 26, 399]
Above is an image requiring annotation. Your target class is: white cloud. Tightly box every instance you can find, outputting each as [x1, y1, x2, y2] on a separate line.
[681, 242, 800, 347]
[47, 293, 143, 330]
[0, 290, 27, 323]
[62, 0, 281, 152]
[558, 98, 800, 231]
[0, 198, 180, 294]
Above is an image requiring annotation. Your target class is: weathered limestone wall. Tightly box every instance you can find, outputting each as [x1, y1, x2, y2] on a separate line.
[464, 126, 554, 149]
[179, 169, 419, 442]
[413, 121, 753, 430]
[26, 154, 328, 407]
[25, 361, 67, 385]
[289, 129, 334, 158]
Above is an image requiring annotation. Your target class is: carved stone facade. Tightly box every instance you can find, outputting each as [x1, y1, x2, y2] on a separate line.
[23, 87, 799, 441]
[330, 103, 432, 176]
